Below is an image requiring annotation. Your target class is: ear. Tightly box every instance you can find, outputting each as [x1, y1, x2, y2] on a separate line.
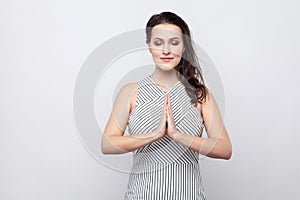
[147, 43, 152, 54]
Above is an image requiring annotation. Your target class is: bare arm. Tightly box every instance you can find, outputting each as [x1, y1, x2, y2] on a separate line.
[101, 83, 167, 154]
[167, 89, 232, 160]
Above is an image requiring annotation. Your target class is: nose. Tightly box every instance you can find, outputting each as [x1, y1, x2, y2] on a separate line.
[162, 45, 170, 55]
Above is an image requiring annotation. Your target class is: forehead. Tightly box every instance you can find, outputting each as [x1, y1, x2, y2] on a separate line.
[151, 23, 183, 39]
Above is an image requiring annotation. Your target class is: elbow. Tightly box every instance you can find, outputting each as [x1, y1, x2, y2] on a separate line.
[101, 145, 109, 155]
[100, 136, 126, 154]
[101, 143, 114, 155]
[210, 139, 232, 160]
[100, 137, 110, 155]
[223, 149, 232, 160]
[223, 144, 232, 160]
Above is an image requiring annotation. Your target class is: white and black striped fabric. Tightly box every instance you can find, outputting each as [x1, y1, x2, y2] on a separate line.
[124, 75, 206, 200]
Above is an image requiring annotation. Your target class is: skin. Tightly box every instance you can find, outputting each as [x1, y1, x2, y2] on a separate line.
[101, 23, 232, 160]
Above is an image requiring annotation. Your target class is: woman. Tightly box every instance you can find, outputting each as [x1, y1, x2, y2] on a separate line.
[101, 11, 232, 200]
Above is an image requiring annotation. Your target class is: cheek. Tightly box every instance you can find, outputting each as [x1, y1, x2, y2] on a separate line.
[170, 45, 184, 57]
[150, 48, 161, 57]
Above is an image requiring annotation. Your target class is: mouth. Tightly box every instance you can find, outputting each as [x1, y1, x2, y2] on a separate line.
[160, 57, 174, 62]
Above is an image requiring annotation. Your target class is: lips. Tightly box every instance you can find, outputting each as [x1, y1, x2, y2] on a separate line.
[160, 57, 174, 62]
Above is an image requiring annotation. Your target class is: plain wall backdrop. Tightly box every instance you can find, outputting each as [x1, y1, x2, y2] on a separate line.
[1, 0, 299, 199]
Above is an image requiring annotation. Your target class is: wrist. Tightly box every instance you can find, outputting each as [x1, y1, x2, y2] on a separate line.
[171, 131, 196, 148]
[169, 130, 181, 141]
[151, 130, 164, 141]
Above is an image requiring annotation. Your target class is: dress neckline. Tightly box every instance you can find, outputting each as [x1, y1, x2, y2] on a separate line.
[148, 75, 181, 95]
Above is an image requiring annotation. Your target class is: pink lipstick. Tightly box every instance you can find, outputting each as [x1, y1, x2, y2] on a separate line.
[160, 57, 174, 62]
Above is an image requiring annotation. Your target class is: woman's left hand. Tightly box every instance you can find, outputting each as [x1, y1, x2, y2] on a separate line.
[165, 94, 179, 139]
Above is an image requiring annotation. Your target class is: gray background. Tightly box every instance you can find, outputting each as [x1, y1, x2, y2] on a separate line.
[1, 0, 299, 199]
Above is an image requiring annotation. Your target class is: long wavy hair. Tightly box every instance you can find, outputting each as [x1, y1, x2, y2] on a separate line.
[146, 11, 207, 105]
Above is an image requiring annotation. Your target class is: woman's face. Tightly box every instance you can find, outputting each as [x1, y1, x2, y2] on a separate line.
[148, 23, 185, 71]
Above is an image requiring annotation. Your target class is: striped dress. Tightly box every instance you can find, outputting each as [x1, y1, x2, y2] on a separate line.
[124, 75, 206, 200]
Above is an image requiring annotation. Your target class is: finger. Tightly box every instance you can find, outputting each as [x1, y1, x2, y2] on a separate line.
[166, 94, 170, 106]
[167, 108, 173, 124]
[165, 94, 169, 114]
[165, 94, 168, 108]
[168, 94, 172, 111]
[161, 95, 166, 117]
[167, 94, 174, 118]
[166, 98, 170, 116]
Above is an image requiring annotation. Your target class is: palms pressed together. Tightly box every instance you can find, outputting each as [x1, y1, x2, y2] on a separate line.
[155, 94, 179, 140]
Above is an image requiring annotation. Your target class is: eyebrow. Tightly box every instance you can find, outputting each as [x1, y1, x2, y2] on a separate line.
[153, 37, 181, 40]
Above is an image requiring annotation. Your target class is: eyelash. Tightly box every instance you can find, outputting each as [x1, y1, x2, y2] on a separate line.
[154, 41, 180, 46]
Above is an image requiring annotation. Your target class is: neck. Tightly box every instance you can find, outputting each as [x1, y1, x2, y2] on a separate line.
[151, 66, 180, 88]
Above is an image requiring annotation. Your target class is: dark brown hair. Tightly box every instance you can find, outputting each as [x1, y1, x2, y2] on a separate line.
[146, 11, 207, 105]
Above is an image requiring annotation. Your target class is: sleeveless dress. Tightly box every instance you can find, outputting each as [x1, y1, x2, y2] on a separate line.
[124, 75, 206, 200]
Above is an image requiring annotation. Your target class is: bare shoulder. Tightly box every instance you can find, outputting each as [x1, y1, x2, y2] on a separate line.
[196, 87, 225, 131]
[196, 87, 214, 115]
[122, 82, 138, 92]
[116, 82, 137, 98]
[122, 82, 137, 98]
[115, 82, 138, 113]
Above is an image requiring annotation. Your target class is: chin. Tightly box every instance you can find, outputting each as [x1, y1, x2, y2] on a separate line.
[156, 63, 176, 71]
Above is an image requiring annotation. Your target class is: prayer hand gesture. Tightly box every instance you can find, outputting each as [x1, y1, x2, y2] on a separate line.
[165, 94, 179, 139]
[154, 94, 179, 140]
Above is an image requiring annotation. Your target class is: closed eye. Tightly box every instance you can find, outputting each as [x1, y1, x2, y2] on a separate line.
[171, 41, 180, 46]
[154, 41, 162, 46]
